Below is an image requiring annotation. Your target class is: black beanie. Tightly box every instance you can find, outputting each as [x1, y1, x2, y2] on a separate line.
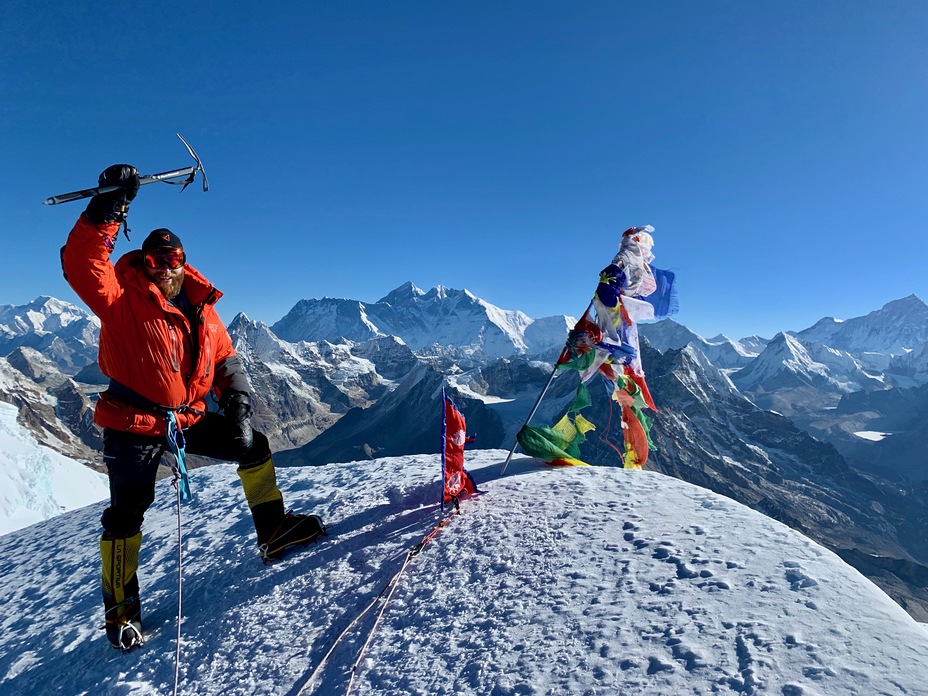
[141, 228, 184, 252]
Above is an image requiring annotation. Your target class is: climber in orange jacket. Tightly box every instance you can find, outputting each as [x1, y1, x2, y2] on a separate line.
[61, 164, 325, 650]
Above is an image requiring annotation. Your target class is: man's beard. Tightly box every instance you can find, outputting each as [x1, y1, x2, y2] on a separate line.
[154, 272, 184, 300]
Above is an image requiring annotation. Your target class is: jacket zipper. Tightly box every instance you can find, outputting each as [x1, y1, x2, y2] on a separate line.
[201, 315, 211, 379]
[168, 324, 180, 372]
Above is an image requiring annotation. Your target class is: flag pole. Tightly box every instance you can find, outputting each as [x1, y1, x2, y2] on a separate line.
[440, 387, 447, 511]
[499, 365, 557, 476]
[499, 299, 594, 476]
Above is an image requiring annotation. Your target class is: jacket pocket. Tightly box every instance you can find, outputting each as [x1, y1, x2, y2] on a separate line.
[95, 391, 161, 435]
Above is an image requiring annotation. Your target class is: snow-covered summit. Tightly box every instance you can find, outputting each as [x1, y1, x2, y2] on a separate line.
[732, 331, 881, 394]
[0, 296, 100, 374]
[0, 296, 98, 336]
[2, 451, 926, 694]
[271, 282, 569, 359]
[793, 315, 844, 345]
[640, 319, 760, 369]
[794, 294, 928, 355]
[376, 281, 425, 305]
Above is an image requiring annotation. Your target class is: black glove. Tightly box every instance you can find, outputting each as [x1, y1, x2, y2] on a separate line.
[85, 164, 140, 225]
[222, 392, 254, 453]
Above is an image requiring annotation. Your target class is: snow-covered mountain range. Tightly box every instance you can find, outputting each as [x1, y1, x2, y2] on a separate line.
[0, 295, 99, 374]
[794, 294, 928, 355]
[3, 285, 928, 622]
[637, 320, 765, 369]
[640, 295, 928, 481]
[3, 452, 928, 694]
[271, 282, 572, 361]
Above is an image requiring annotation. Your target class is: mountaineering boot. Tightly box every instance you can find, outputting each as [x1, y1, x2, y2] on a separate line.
[101, 531, 143, 650]
[258, 511, 327, 563]
[238, 453, 285, 540]
[237, 454, 326, 561]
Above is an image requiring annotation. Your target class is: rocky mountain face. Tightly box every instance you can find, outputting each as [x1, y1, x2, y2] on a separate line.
[0, 353, 100, 470]
[226, 313, 421, 451]
[0, 299, 103, 469]
[643, 296, 928, 484]
[828, 382, 928, 483]
[639, 320, 763, 369]
[6, 286, 928, 619]
[741, 298, 928, 481]
[279, 357, 572, 467]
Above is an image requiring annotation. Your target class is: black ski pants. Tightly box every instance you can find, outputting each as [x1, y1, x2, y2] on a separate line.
[100, 412, 271, 538]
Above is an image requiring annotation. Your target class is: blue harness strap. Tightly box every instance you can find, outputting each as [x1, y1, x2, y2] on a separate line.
[165, 412, 192, 502]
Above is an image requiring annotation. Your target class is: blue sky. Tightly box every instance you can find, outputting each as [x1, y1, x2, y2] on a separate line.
[3, 1, 926, 341]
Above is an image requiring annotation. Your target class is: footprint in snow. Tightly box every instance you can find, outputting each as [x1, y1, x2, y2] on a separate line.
[784, 561, 818, 591]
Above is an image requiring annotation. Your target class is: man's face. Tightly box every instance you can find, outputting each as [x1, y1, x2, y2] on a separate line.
[143, 248, 186, 300]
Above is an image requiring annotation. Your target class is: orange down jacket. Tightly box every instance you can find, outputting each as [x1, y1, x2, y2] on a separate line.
[62, 214, 242, 436]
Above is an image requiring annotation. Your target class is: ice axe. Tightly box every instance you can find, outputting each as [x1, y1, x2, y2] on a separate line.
[43, 133, 209, 206]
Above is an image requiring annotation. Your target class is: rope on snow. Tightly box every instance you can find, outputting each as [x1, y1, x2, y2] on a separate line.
[165, 412, 187, 696]
[298, 501, 462, 696]
[170, 471, 184, 696]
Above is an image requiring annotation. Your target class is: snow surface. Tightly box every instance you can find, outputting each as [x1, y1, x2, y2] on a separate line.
[853, 431, 893, 442]
[446, 373, 515, 404]
[2, 450, 927, 695]
[0, 401, 108, 536]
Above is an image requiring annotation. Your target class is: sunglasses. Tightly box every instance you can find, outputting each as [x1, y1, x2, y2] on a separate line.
[144, 249, 186, 270]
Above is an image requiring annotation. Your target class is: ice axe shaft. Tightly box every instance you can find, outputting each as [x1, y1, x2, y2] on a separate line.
[44, 166, 198, 205]
[43, 133, 209, 206]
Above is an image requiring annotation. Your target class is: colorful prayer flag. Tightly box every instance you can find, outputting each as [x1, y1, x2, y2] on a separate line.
[518, 225, 676, 469]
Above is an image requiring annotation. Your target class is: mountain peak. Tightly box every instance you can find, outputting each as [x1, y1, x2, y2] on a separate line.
[763, 331, 819, 364]
[33, 295, 62, 309]
[421, 285, 456, 302]
[799, 294, 928, 355]
[880, 294, 928, 313]
[0, 296, 93, 329]
[377, 282, 425, 306]
[273, 284, 566, 359]
[793, 316, 844, 345]
[639, 319, 759, 369]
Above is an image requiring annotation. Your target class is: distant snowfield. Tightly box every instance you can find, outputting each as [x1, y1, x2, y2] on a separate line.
[2, 451, 927, 695]
[0, 401, 108, 536]
[446, 375, 514, 404]
[853, 430, 893, 442]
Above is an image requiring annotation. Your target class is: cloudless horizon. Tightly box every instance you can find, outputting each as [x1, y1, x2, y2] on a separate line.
[3, 2, 927, 341]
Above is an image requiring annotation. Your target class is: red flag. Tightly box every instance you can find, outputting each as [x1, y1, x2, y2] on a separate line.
[442, 390, 478, 506]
